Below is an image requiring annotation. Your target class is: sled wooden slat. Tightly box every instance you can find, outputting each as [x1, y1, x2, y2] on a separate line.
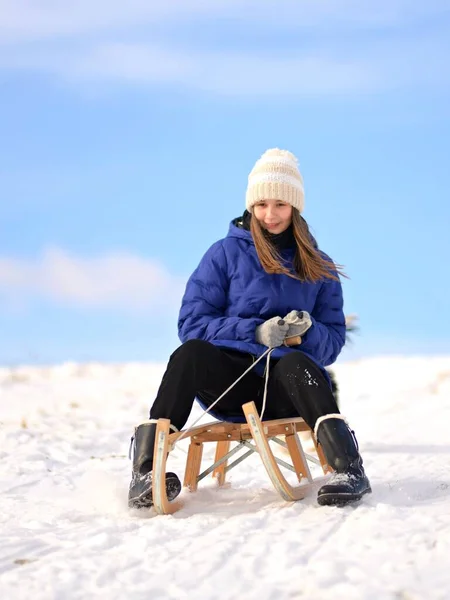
[311, 434, 332, 474]
[167, 417, 310, 446]
[285, 432, 312, 482]
[212, 440, 231, 486]
[183, 441, 203, 491]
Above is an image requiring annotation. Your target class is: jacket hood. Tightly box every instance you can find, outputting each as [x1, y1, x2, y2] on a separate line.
[227, 211, 254, 242]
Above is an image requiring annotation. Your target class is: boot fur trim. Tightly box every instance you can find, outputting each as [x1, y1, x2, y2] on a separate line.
[314, 413, 348, 439]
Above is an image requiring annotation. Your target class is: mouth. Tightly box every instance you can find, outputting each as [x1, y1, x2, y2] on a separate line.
[265, 223, 280, 230]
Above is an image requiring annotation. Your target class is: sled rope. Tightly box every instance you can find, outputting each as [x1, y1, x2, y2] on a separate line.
[260, 348, 274, 421]
[172, 347, 275, 448]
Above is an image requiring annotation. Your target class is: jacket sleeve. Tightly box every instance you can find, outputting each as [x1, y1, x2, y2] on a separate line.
[178, 242, 264, 343]
[299, 276, 346, 367]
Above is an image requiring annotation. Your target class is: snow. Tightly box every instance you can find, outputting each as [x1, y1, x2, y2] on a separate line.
[1, 356, 450, 599]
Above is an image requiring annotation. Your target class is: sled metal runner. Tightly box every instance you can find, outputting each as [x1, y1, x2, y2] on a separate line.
[151, 401, 332, 515]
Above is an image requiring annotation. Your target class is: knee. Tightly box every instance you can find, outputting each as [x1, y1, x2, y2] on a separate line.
[277, 351, 312, 371]
[277, 352, 331, 389]
[276, 351, 325, 384]
[170, 339, 213, 362]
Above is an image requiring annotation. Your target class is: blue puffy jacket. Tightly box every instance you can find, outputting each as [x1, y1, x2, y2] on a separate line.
[178, 218, 346, 379]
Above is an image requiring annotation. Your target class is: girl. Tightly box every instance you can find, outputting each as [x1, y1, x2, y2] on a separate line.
[128, 148, 371, 508]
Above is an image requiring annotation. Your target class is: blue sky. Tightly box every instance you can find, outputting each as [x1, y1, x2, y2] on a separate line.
[1, 0, 449, 366]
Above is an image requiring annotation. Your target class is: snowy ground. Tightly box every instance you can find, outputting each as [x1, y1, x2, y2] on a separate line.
[1, 356, 450, 600]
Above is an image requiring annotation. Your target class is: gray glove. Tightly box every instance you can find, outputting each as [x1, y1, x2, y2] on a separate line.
[284, 310, 312, 338]
[255, 317, 289, 348]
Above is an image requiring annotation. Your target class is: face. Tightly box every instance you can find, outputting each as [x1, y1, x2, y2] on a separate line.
[252, 199, 293, 234]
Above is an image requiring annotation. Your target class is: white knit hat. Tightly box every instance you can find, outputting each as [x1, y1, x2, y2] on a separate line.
[245, 148, 305, 213]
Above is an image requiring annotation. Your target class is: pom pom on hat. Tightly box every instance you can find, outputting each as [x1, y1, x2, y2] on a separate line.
[260, 148, 298, 162]
[245, 148, 304, 213]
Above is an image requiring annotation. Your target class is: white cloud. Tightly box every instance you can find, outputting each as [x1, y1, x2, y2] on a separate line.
[0, 247, 186, 313]
[3, 37, 447, 97]
[64, 43, 378, 95]
[0, 0, 448, 42]
[0, 0, 448, 96]
[0, 0, 241, 42]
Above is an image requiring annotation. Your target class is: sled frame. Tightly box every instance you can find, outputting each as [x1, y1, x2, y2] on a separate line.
[151, 401, 332, 515]
[197, 438, 304, 483]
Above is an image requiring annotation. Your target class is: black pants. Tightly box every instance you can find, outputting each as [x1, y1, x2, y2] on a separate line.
[149, 340, 339, 431]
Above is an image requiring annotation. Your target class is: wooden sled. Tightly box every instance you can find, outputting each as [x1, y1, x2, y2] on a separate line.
[151, 401, 333, 515]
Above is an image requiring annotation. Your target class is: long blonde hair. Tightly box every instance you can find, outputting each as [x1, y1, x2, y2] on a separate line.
[250, 210, 347, 282]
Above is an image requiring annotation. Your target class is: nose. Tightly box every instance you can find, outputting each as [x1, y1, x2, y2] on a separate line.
[266, 205, 275, 219]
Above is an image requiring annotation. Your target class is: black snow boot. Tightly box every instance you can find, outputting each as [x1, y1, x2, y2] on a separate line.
[315, 415, 371, 506]
[128, 422, 181, 509]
